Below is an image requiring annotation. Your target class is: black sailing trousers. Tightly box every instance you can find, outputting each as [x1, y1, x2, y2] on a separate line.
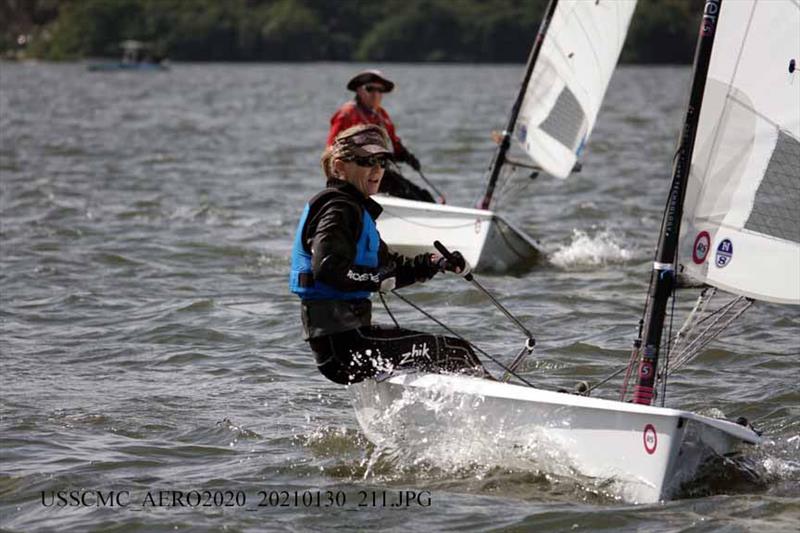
[309, 325, 488, 384]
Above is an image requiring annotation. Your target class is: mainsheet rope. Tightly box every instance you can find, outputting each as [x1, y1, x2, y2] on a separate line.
[378, 288, 537, 388]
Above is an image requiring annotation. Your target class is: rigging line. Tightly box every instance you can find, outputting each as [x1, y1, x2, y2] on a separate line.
[378, 291, 400, 329]
[660, 246, 683, 405]
[661, 274, 679, 406]
[496, 173, 533, 206]
[687, 292, 747, 329]
[672, 298, 752, 369]
[668, 297, 752, 373]
[495, 183, 528, 212]
[668, 306, 750, 374]
[587, 364, 628, 395]
[669, 306, 734, 369]
[669, 287, 714, 356]
[637, 265, 657, 328]
[494, 167, 516, 200]
[676, 308, 746, 368]
[492, 166, 520, 207]
[389, 289, 537, 388]
[619, 330, 642, 401]
[474, 167, 493, 208]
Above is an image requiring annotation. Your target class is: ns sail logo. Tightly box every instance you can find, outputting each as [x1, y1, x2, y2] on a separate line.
[715, 239, 733, 268]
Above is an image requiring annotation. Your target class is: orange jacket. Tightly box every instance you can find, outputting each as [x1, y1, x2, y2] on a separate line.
[326, 100, 409, 159]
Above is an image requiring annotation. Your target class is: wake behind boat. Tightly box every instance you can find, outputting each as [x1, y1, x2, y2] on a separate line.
[352, 0, 798, 504]
[376, 0, 637, 272]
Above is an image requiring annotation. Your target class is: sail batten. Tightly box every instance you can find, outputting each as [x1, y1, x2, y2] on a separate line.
[680, 0, 800, 305]
[515, 0, 636, 179]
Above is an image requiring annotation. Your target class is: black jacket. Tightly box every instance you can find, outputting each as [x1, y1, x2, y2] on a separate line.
[299, 180, 439, 338]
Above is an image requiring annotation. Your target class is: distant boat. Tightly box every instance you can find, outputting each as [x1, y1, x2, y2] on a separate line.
[375, 0, 637, 272]
[87, 40, 168, 72]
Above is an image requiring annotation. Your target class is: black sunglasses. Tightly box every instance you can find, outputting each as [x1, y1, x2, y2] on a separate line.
[349, 155, 389, 168]
[363, 85, 386, 94]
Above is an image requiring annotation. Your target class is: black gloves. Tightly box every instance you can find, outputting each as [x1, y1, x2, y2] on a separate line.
[412, 253, 440, 281]
[435, 251, 471, 277]
[387, 251, 471, 288]
[384, 254, 439, 287]
[397, 149, 421, 171]
[406, 152, 421, 172]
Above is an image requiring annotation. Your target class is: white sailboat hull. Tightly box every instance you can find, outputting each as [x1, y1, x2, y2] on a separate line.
[350, 372, 760, 503]
[374, 195, 543, 272]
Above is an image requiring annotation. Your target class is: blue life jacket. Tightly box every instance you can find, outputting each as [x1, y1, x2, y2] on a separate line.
[289, 199, 379, 300]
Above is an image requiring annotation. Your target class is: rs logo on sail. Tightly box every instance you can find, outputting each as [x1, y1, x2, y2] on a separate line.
[692, 231, 711, 264]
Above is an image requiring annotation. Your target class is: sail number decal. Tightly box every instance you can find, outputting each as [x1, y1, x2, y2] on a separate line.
[715, 238, 733, 268]
[692, 231, 711, 264]
[643, 424, 658, 455]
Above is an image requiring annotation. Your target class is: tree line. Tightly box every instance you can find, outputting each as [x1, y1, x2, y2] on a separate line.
[2, 0, 703, 63]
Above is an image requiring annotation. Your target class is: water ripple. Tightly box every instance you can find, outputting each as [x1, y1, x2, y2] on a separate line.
[1, 62, 797, 531]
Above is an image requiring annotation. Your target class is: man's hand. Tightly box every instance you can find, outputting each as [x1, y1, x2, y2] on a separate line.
[406, 152, 421, 172]
[433, 251, 471, 277]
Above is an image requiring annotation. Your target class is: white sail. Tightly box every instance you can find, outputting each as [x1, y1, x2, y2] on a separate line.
[514, 0, 636, 179]
[680, 0, 800, 305]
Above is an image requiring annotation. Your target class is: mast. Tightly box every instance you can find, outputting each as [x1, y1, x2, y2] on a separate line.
[632, 0, 723, 406]
[479, 0, 559, 210]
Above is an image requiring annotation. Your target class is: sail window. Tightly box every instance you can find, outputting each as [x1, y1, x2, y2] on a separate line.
[539, 86, 586, 151]
[744, 131, 800, 243]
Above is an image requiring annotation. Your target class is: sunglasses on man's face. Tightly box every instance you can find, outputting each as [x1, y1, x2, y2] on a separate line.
[349, 155, 389, 169]
[363, 85, 386, 94]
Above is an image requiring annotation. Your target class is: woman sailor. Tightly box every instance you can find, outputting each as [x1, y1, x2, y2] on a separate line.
[289, 124, 487, 384]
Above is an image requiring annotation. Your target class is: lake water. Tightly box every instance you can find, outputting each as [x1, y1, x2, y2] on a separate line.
[1, 62, 798, 532]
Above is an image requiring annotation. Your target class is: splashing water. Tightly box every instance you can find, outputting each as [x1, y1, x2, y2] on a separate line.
[350, 377, 587, 484]
[347, 375, 780, 503]
[550, 229, 634, 268]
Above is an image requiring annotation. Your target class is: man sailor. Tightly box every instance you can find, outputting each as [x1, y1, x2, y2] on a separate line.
[327, 70, 435, 203]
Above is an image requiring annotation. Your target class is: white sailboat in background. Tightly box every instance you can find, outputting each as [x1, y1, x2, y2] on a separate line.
[352, 0, 799, 503]
[376, 0, 637, 271]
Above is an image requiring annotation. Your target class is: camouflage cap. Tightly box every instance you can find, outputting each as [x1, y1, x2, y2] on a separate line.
[330, 124, 392, 160]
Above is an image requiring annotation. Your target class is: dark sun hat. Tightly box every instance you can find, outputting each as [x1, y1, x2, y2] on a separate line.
[331, 124, 392, 159]
[346, 69, 395, 92]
